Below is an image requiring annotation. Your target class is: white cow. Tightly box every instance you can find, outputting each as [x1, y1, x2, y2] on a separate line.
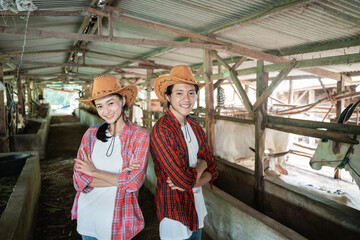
[215, 120, 293, 175]
[310, 138, 360, 189]
[310, 100, 360, 189]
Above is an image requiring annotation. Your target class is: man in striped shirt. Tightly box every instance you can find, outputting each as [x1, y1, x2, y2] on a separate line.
[150, 65, 218, 240]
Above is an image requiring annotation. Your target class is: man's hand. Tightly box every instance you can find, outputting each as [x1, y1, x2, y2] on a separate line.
[167, 177, 185, 191]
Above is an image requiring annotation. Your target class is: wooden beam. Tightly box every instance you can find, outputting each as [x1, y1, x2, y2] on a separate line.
[204, 50, 215, 151]
[87, 50, 172, 69]
[0, 10, 86, 16]
[16, 60, 170, 70]
[253, 59, 298, 111]
[254, 59, 267, 211]
[268, 116, 360, 135]
[85, 7, 228, 46]
[86, 6, 348, 82]
[0, 48, 77, 58]
[336, 78, 345, 120]
[267, 123, 357, 144]
[213, 79, 225, 89]
[231, 56, 248, 70]
[212, 52, 254, 118]
[0, 26, 228, 51]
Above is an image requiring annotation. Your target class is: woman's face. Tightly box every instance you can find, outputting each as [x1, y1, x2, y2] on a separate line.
[94, 94, 125, 124]
[166, 83, 196, 122]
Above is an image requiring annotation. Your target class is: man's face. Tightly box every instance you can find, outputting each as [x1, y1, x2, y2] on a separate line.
[166, 83, 196, 122]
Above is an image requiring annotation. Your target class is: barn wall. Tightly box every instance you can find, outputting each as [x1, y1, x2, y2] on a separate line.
[215, 158, 360, 239]
[13, 107, 51, 159]
[0, 152, 41, 240]
[74, 108, 103, 127]
[145, 156, 305, 240]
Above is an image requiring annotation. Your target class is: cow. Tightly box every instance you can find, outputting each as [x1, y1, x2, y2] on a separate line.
[214, 119, 293, 175]
[310, 101, 360, 189]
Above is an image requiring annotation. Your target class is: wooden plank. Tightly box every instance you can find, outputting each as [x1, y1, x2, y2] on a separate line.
[204, 50, 215, 151]
[253, 59, 298, 111]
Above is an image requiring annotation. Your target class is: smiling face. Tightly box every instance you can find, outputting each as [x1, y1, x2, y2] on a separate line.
[94, 94, 125, 125]
[166, 83, 196, 124]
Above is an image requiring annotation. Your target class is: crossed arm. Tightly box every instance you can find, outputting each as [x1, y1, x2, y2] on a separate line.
[74, 148, 140, 187]
[166, 160, 212, 191]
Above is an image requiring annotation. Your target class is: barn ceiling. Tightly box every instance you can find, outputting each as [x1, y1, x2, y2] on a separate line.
[0, 0, 360, 90]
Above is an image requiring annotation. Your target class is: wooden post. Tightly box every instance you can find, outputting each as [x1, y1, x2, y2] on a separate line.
[335, 78, 345, 179]
[26, 78, 32, 115]
[204, 50, 215, 151]
[288, 79, 293, 104]
[146, 68, 153, 130]
[16, 74, 25, 132]
[0, 62, 9, 152]
[336, 78, 345, 120]
[254, 60, 267, 212]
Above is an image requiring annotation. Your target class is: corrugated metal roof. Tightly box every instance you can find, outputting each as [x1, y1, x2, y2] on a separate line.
[0, 0, 359, 85]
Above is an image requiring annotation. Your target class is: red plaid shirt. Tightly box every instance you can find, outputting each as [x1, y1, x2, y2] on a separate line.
[71, 121, 150, 240]
[150, 110, 218, 231]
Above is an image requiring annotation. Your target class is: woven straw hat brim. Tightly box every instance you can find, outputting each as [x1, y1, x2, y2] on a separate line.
[154, 75, 206, 103]
[77, 85, 138, 109]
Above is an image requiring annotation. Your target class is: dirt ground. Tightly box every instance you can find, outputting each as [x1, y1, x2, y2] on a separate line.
[34, 114, 159, 239]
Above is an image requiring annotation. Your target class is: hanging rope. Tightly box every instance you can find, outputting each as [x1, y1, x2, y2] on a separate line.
[15, 8, 30, 82]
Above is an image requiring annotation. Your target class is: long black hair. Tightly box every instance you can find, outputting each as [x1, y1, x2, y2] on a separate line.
[165, 84, 199, 107]
[92, 94, 129, 142]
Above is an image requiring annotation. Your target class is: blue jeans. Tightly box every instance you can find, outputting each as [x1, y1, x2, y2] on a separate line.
[185, 229, 202, 240]
[82, 235, 97, 240]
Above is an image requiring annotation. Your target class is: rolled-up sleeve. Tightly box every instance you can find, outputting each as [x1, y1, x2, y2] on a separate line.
[117, 129, 150, 192]
[73, 129, 94, 193]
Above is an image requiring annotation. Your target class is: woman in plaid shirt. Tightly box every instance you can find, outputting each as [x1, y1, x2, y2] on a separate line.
[72, 75, 149, 240]
[150, 65, 218, 240]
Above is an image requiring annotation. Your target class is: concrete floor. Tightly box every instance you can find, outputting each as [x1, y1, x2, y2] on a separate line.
[34, 114, 159, 239]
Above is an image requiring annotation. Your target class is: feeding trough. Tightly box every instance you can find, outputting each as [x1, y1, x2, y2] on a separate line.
[0, 153, 30, 177]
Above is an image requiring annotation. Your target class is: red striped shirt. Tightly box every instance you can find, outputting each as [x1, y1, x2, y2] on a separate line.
[72, 121, 150, 240]
[150, 110, 218, 231]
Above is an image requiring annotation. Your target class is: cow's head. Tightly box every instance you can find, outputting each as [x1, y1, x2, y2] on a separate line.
[310, 101, 359, 170]
[309, 138, 350, 170]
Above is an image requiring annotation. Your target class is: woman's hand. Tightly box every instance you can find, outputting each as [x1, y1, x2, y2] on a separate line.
[74, 148, 98, 177]
[167, 177, 185, 191]
[123, 154, 140, 171]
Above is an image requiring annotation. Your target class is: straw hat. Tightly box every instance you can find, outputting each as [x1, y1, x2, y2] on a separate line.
[154, 65, 206, 103]
[77, 75, 138, 108]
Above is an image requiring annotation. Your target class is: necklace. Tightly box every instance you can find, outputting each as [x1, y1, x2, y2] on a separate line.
[184, 120, 192, 143]
[106, 123, 116, 157]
